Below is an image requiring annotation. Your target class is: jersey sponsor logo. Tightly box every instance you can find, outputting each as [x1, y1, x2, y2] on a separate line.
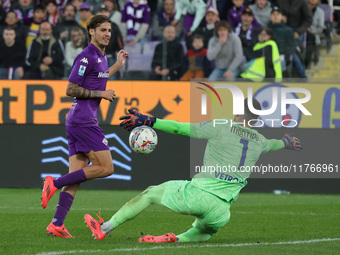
[78, 65, 86, 76]
[97, 58, 102, 63]
[80, 57, 88, 64]
[98, 72, 109, 78]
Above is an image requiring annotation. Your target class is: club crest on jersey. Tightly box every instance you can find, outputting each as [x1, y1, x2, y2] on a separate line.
[102, 138, 108, 146]
[78, 65, 86, 76]
[80, 57, 88, 64]
[98, 72, 109, 78]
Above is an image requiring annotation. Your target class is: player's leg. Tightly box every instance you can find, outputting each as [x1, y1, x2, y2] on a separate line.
[176, 198, 231, 242]
[84, 182, 167, 240]
[42, 126, 113, 208]
[46, 153, 89, 237]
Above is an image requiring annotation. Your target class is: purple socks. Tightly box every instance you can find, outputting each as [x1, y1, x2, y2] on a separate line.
[53, 192, 74, 226]
[53, 169, 87, 189]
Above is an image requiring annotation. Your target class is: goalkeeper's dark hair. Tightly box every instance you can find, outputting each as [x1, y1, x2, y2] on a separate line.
[244, 98, 261, 121]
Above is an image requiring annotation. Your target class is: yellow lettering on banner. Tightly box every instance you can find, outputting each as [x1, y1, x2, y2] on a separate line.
[1, 80, 340, 128]
[0, 81, 190, 125]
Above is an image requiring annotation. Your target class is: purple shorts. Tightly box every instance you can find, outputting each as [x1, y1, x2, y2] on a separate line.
[66, 125, 110, 157]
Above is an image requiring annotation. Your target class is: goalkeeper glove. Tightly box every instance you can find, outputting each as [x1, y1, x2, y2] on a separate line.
[119, 108, 156, 131]
[282, 134, 302, 151]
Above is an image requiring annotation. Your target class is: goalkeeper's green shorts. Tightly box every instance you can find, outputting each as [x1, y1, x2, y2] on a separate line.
[160, 180, 231, 235]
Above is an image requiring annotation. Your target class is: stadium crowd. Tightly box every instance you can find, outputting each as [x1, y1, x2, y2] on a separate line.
[0, 0, 335, 81]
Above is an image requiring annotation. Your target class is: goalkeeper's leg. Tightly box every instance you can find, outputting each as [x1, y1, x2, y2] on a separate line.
[177, 199, 231, 242]
[100, 183, 166, 233]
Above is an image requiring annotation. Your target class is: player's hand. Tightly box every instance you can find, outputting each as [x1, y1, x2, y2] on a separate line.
[102, 89, 116, 102]
[119, 108, 156, 131]
[116, 49, 129, 67]
[282, 134, 302, 151]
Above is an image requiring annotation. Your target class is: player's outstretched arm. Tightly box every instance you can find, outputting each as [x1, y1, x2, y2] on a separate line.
[119, 108, 192, 136]
[108, 50, 129, 78]
[66, 82, 116, 102]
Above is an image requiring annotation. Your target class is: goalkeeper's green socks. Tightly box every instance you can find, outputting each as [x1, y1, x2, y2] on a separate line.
[177, 227, 212, 242]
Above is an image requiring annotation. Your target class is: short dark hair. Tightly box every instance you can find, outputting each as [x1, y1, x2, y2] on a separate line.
[244, 98, 261, 121]
[259, 27, 275, 41]
[87, 15, 112, 42]
[4, 26, 15, 32]
[34, 5, 45, 13]
[214, 20, 232, 37]
[63, 3, 77, 14]
[193, 33, 204, 41]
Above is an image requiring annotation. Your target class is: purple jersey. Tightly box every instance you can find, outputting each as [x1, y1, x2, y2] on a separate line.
[66, 43, 109, 127]
[121, 0, 151, 40]
[228, 6, 246, 28]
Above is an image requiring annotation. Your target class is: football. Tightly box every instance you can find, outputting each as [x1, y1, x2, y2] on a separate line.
[129, 126, 158, 154]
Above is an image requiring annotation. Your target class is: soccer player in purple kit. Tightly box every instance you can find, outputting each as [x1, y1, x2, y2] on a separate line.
[41, 15, 129, 238]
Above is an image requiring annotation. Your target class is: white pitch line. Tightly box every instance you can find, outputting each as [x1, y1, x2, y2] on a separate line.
[1, 206, 337, 216]
[29, 238, 340, 255]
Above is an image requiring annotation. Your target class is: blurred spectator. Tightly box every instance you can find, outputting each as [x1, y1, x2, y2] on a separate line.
[0, 0, 6, 25]
[151, 25, 184, 80]
[277, 0, 312, 39]
[121, 0, 151, 46]
[0, 11, 28, 42]
[249, 0, 272, 28]
[103, 0, 122, 29]
[234, 8, 260, 61]
[220, 0, 255, 18]
[79, 3, 93, 29]
[0, 27, 26, 79]
[305, 0, 324, 68]
[225, 0, 246, 29]
[54, 3, 85, 45]
[277, 0, 311, 78]
[26, 5, 45, 49]
[186, 6, 220, 77]
[25, 21, 64, 79]
[268, 6, 296, 72]
[241, 27, 282, 81]
[71, 0, 83, 22]
[151, 0, 182, 41]
[85, 0, 102, 14]
[181, 34, 207, 80]
[98, 4, 124, 80]
[172, 0, 206, 35]
[45, 0, 61, 26]
[187, 6, 219, 49]
[65, 27, 85, 73]
[207, 20, 243, 80]
[1, 0, 11, 12]
[13, 0, 35, 26]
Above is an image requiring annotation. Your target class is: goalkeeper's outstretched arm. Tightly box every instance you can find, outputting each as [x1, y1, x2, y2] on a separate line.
[153, 119, 193, 137]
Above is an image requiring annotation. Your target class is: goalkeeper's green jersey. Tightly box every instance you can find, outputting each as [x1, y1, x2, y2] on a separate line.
[153, 118, 284, 202]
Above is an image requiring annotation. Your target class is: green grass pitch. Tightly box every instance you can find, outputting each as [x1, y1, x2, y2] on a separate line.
[1, 188, 339, 255]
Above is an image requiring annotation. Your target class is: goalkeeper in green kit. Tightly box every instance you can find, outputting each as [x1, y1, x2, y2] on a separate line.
[84, 99, 302, 243]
